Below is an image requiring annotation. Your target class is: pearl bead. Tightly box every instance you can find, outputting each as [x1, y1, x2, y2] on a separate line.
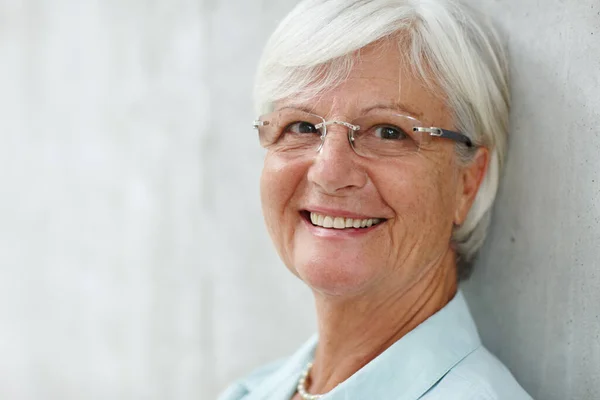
[297, 362, 323, 400]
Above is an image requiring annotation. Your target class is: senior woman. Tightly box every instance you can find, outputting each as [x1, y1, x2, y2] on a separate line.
[220, 0, 531, 399]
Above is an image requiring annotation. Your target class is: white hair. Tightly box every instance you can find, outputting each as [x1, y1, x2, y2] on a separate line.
[254, 0, 510, 279]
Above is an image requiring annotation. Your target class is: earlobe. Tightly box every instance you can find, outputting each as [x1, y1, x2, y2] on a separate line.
[454, 147, 490, 226]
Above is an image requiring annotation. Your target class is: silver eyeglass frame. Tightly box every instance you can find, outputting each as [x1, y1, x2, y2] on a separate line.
[252, 117, 474, 150]
[314, 120, 360, 152]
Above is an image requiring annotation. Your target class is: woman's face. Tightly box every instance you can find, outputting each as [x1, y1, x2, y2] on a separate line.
[260, 42, 486, 297]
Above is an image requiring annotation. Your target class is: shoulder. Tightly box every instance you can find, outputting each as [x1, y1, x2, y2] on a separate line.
[421, 346, 533, 400]
[217, 359, 286, 400]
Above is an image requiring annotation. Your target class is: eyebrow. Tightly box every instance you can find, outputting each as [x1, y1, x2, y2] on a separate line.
[277, 104, 316, 114]
[360, 103, 423, 118]
[276, 102, 423, 118]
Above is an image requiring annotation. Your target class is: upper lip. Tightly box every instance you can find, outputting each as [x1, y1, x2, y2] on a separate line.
[302, 206, 384, 220]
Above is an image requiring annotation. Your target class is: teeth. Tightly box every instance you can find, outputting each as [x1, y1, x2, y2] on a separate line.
[308, 212, 384, 230]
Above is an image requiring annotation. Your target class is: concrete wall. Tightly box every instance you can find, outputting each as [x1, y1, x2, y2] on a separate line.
[461, 1, 600, 399]
[0, 0, 597, 399]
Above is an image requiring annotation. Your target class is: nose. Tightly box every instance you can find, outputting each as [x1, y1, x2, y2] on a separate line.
[307, 124, 367, 195]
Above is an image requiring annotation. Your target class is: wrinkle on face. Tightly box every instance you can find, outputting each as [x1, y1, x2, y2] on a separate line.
[260, 38, 467, 297]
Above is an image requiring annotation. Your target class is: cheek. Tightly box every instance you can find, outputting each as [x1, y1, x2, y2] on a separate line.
[260, 158, 284, 236]
[378, 156, 458, 248]
[260, 153, 308, 254]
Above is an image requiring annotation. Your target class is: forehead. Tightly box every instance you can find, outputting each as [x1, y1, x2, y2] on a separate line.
[277, 40, 451, 124]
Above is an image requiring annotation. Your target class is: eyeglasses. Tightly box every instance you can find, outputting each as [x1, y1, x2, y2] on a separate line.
[253, 108, 473, 158]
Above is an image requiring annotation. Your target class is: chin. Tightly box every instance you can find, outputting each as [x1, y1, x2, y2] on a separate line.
[292, 253, 378, 297]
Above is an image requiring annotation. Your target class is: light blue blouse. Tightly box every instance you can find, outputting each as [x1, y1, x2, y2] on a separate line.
[218, 291, 533, 400]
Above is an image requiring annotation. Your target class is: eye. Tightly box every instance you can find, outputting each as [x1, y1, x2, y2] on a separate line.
[285, 121, 320, 135]
[373, 125, 409, 140]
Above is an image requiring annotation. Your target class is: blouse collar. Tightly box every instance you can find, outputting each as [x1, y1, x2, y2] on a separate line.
[244, 290, 481, 400]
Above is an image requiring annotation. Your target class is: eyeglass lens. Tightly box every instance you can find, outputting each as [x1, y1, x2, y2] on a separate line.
[257, 108, 433, 158]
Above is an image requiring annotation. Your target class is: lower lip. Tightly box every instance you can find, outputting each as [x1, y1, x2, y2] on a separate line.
[302, 216, 384, 238]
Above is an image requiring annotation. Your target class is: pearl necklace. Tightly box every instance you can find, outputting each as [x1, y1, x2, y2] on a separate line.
[297, 362, 323, 400]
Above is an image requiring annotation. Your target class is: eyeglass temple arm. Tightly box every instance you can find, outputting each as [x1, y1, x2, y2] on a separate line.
[253, 120, 269, 129]
[441, 129, 473, 147]
[413, 127, 473, 148]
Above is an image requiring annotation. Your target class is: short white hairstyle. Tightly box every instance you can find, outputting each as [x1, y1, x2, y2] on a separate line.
[254, 0, 510, 279]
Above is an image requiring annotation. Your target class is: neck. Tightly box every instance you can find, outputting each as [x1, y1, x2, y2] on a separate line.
[306, 253, 458, 395]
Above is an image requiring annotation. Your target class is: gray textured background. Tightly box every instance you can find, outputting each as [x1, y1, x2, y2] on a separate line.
[0, 1, 598, 399]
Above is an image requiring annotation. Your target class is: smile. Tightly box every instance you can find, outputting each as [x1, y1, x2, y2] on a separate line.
[307, 212, 385, 230]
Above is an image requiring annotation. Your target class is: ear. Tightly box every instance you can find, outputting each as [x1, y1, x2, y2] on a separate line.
[454, 147, 490, 226]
